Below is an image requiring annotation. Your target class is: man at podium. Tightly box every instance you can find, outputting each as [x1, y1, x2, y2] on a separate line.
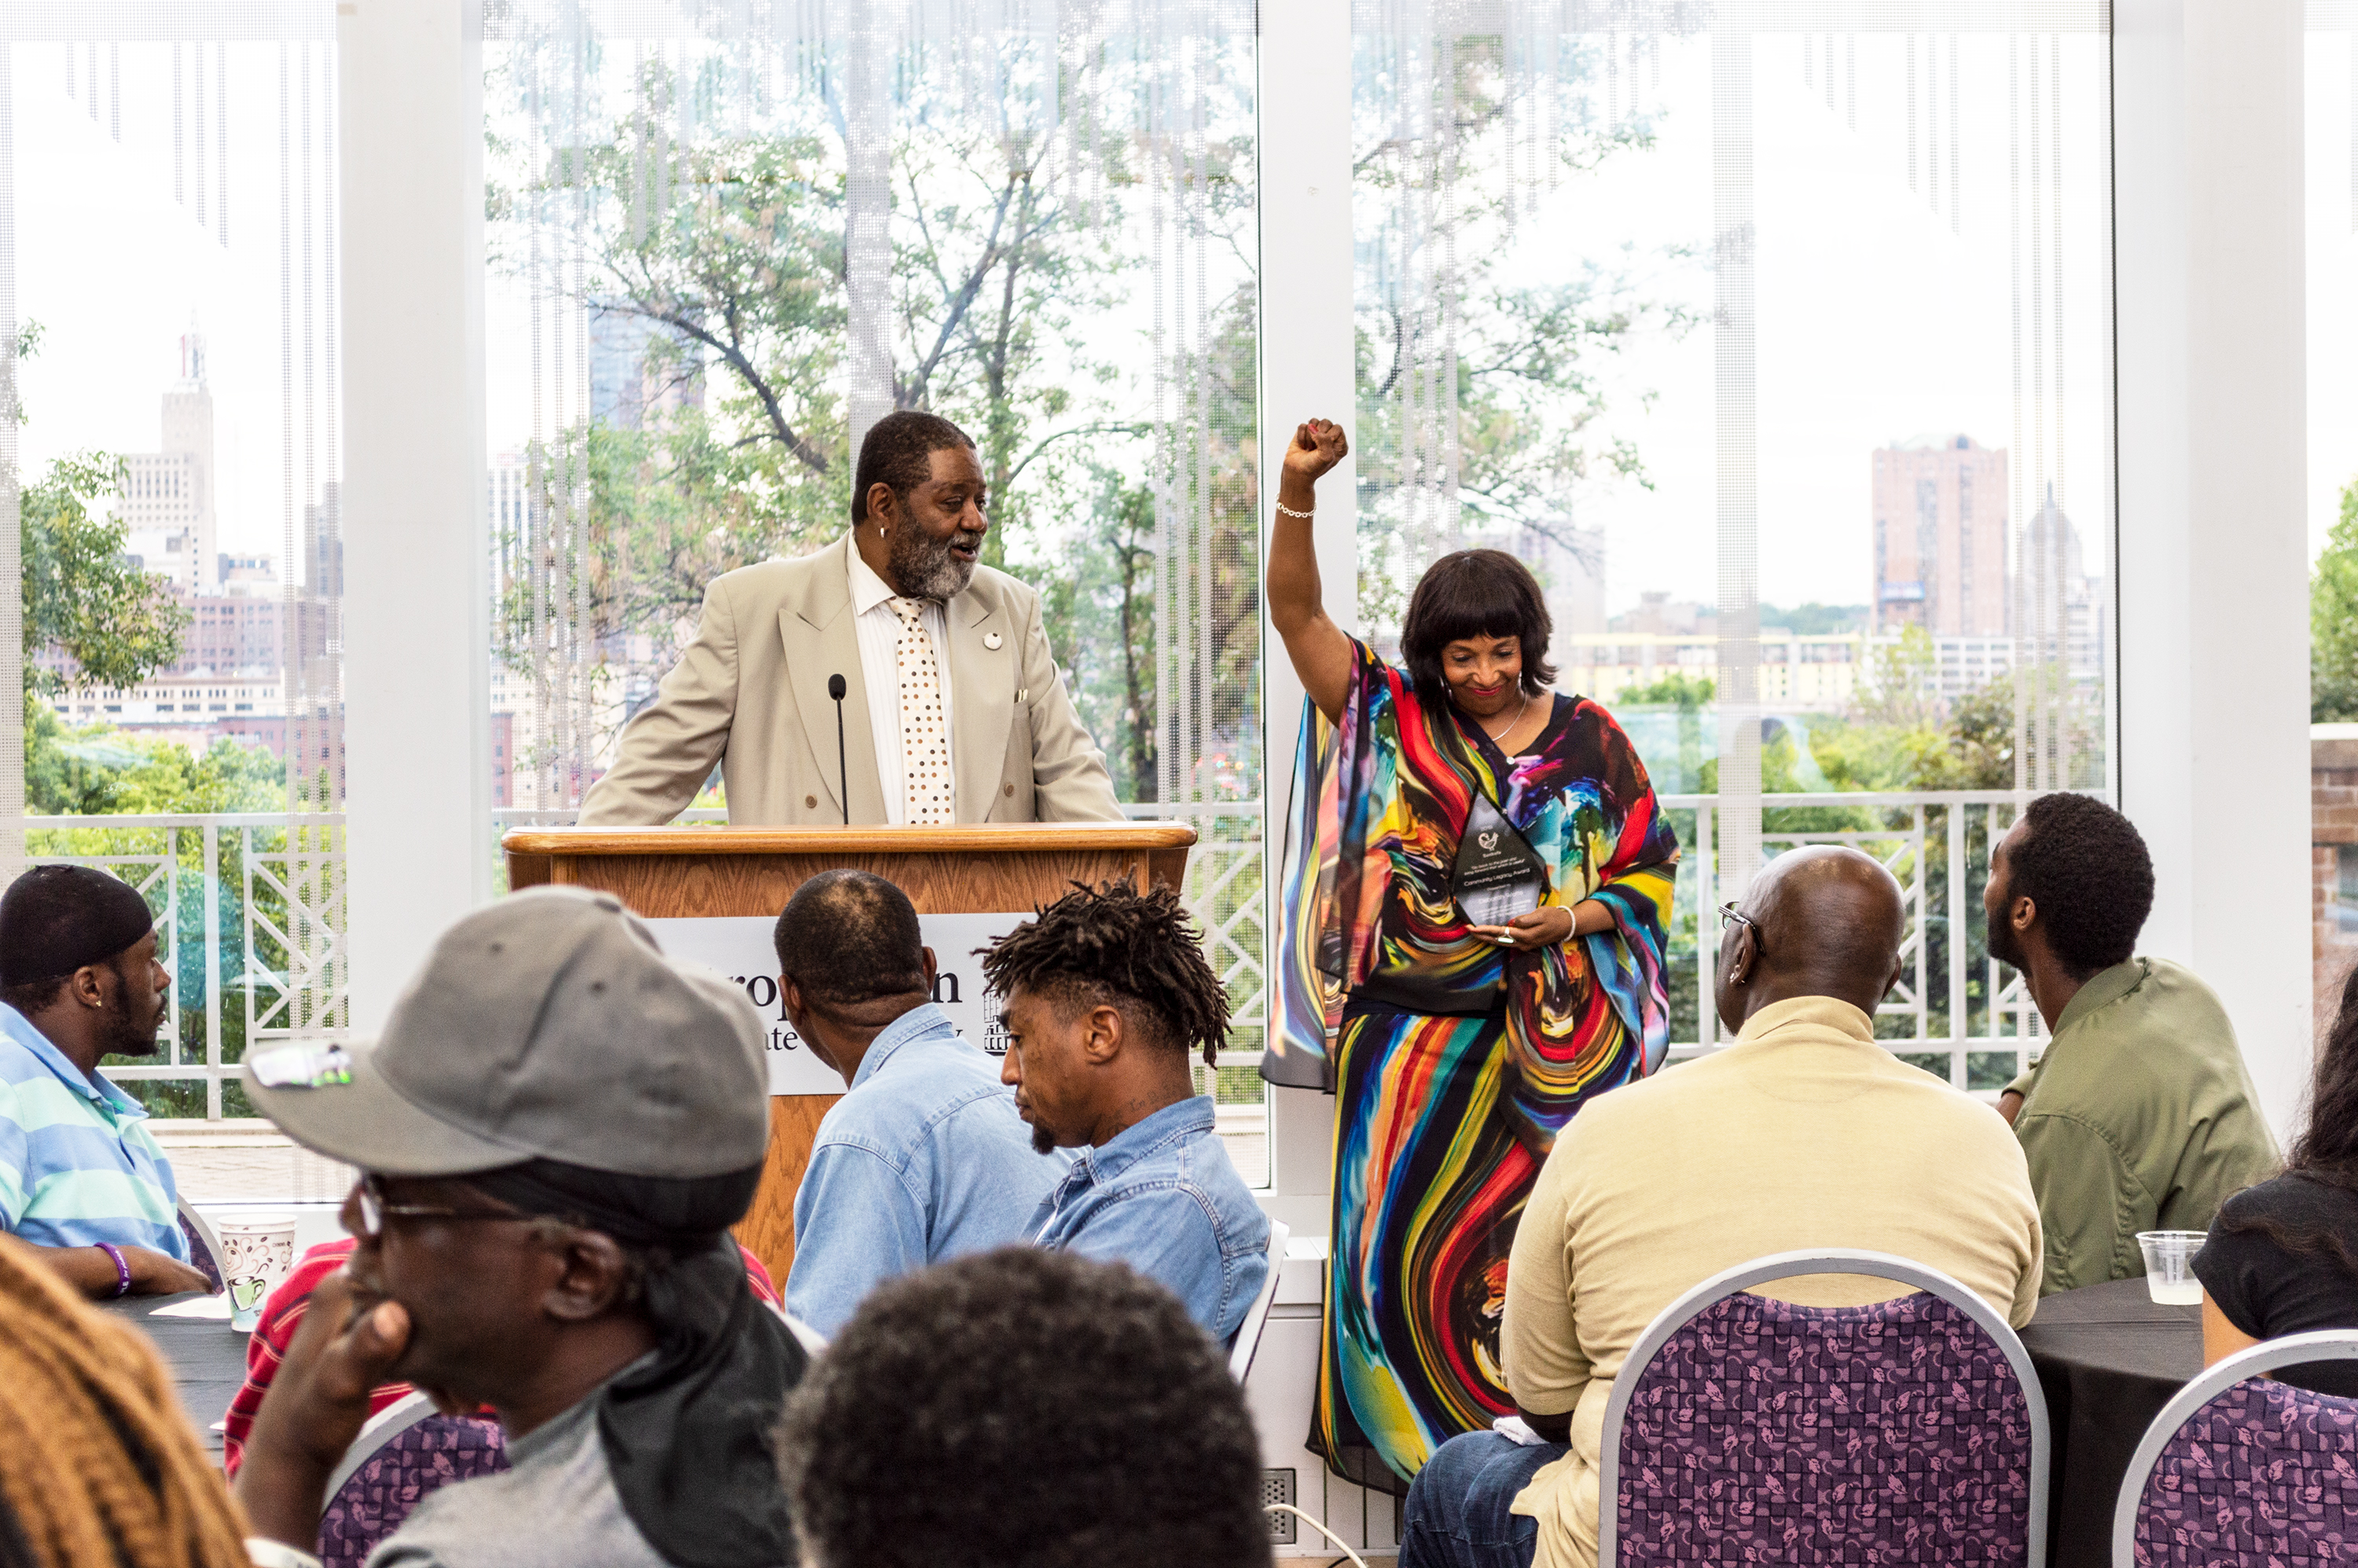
[580, 410, 1121, 827]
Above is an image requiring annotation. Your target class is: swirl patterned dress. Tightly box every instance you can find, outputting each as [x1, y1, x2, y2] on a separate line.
[1263, 639, 1677, 1493]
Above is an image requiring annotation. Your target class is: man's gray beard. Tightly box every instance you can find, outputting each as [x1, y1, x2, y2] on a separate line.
[887, 525, 980, 602]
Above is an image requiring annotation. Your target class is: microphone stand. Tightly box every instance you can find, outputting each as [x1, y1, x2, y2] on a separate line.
[827, 674, 850, 824]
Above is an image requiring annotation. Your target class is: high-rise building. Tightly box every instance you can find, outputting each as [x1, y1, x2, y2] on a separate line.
[122, 329, 219, 593]
[1870, 434, 2010, 637]
[588, 299, 703, 431]
[2020, 487, 2106, 681]
[1519, 521, 1606, 641]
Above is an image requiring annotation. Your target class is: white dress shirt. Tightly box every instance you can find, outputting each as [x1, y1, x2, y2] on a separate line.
[848, 545, 954, 825]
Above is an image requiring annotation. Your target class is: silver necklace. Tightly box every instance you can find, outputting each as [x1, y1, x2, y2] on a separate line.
[1472, 689, 1530, 744]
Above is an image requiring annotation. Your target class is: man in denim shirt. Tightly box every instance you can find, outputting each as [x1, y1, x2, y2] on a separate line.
[777, 871, 1064, 1336]
[985, 880, 1270, 1345]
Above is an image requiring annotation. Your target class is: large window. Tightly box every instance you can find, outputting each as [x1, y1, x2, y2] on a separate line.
[1351, 3, 2114, 1089]
[0, 5, 2136, 1162]
[2308, 10, 2358, 1035]
[2, 11, 346, 1145]
[479, 2, 1269, 1173]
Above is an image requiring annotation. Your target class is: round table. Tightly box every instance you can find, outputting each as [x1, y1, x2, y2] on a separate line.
[2016, 1276, 2202, 1568]
[97, 1291, 249, 1460]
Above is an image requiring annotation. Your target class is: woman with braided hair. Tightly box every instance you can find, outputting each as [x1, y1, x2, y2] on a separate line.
[0, 1232, 252, 1568]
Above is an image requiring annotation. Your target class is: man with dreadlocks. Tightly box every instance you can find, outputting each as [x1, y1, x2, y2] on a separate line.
[984, 879, 1270, 1344]
[231, 887, 806, 1568]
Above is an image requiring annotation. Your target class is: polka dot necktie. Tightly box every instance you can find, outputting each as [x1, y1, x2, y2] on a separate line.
[889, 597, 953, 825]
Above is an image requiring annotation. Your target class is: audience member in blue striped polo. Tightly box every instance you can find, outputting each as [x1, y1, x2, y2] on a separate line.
[0, 864, 210, 1298]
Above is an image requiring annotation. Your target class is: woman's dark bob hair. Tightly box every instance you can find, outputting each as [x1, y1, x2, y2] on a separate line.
[1400, 549, 1557, 704]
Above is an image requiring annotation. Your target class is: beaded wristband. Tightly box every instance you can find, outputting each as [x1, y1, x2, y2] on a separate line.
[1273, 501, 1314, 519]
[96, 1241, 130, 1298]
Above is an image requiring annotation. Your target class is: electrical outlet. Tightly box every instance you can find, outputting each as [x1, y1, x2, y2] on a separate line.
[1263, 1468, 1298, 1545]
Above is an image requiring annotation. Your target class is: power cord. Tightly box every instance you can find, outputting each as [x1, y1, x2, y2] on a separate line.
[1265, 1504, 1370, 1568]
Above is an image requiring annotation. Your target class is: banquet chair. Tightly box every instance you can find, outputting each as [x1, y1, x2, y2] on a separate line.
[1229, 1218, 1291, 1383]
[315, 1391, 509, 1568]
[2110, 1330, 2358, 1567]
[175, 1197, 226, 1294]
[1597, 1249, 2048, 1566]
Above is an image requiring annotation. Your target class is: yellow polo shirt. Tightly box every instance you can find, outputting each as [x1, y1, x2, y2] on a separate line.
[1500, 995, 2044, 1568]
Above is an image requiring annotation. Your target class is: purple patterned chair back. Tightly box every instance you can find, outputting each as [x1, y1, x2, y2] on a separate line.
[176, 1202, 224, 1294]
[2114, 1330, 2358, 1567]
[316, 1411, 509, 1568]
[1600, 1250, 2047, 1567]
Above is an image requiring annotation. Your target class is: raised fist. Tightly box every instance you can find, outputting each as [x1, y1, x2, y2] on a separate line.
[1283, 418, 1349, 483]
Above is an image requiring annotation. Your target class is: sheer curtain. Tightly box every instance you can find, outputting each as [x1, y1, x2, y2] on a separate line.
[1351, 1, 2114, 1078]
[483, 0, 1269, 1155]
[0, 6, 345, 1119]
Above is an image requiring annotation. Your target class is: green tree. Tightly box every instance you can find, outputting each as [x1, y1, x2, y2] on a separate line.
[1618, 671, 1713, 707]
[2315, 478, 2358, 722]
[489, 49, 1261, 804]
[22, 453, 188, 698]
[1760, 602, 1868, 635]
[18, 451, 191, 810]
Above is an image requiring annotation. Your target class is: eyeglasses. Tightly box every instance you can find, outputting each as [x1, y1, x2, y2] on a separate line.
[1717, 901, 1762, 949]
[354, 1173, 527, 1240]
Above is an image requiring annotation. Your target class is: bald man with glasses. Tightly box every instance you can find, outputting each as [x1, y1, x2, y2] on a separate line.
[1402, 846, 2043, 1568]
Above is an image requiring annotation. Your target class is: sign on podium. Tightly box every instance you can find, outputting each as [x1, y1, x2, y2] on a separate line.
[500, 822, 1196, 1280]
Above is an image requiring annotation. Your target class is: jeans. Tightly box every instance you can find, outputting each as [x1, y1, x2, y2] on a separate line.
[1400, 1430, 1570, 1568]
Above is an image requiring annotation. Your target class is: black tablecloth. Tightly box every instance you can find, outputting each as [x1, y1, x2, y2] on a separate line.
[99, 1292, 248, 1458]
[2017, 1276, 2202, 1568]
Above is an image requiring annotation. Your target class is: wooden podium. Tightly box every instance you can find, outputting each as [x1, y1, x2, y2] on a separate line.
[501, 822, 1195, 1280]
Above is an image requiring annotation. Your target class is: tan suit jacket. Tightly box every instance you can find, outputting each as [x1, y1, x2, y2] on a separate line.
[578, 535, 1122, 826]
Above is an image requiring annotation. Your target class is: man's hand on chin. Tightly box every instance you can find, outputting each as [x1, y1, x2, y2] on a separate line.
[234, 1270, 416, 1548]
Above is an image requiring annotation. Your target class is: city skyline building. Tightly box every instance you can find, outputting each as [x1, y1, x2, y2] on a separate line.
[1871, 433, 2011, 637]
[1519, 520, 1606, 642]
[588, 299, 703, 431]
[121, 329, 219, 594]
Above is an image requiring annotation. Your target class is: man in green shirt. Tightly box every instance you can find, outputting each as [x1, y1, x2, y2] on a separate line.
[1989, 792, 2279, 1294]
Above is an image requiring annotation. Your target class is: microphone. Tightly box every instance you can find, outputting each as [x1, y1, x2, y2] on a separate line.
[827, 674, 850, 825]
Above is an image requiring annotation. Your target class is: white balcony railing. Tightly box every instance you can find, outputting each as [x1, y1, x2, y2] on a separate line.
[1657, 791, 2047, 1093]
[32, 793, 2042, 1121]
[18, 813, 347, 1120]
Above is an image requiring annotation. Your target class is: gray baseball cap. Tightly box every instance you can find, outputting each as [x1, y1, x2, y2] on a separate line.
[241, 886, 770, 1179]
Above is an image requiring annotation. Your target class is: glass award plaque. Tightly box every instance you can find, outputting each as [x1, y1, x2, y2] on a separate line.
[1455, 794, 1546, 929]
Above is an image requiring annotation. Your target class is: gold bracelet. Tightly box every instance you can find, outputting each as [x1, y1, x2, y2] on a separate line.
[1273, 501, 1314, 520]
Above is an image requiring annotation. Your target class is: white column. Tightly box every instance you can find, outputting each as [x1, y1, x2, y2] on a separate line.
[2115, 0, 2311, 1137]
[1258, 0, 1354, 1228]
[339, 0, 490, 1030]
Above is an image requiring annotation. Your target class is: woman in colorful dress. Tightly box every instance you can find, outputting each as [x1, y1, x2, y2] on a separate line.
[1262, 417, 1678, 1493]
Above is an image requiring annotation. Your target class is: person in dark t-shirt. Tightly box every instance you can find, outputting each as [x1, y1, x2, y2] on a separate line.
[2191, 962, 2358, 1393]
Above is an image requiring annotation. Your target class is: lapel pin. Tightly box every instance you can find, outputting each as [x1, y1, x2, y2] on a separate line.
[983, 631, 1003, 650]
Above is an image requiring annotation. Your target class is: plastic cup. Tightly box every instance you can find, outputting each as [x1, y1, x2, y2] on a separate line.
[215, 1212, 298, 1333]
[2136, 1229, 2207, 1306]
